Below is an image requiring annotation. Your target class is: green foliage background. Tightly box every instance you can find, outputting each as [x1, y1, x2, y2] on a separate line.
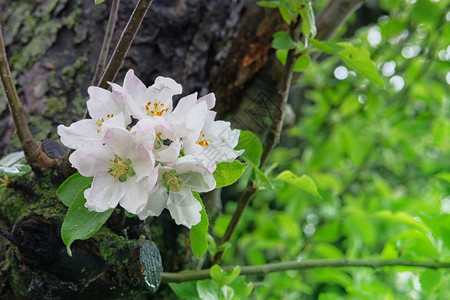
[214, 0, 450, 298]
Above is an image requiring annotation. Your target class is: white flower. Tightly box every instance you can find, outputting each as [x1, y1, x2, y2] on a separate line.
[69, 127, 156, 214]
[58, 86, 130, 149]
[110, 69, 182, 120]
[137, 155, 216, 228]
[131, 117, 182, 163]
[169, 93, 244, 172]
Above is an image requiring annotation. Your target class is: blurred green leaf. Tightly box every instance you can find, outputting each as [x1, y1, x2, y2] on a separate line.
[272, 31, 297, 50]
[276, 170, 321, 198]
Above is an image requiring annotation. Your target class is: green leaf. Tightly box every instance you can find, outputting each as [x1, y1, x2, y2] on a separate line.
[236, 130, 263, 167]
[257, 1, 281, 8]
[0, 151, 32, 177]
[299, 1, 316, 38]
[213, 161, 248, 188]
[190, 192, 209, 259]
[276, 170, 321, 198]
[210, 265, 241, 287]
[272, 31, 297, 50]
[293, 55, 311, 72]
[95, 0, 105, 4]
[57, 173, 93, 207]
[196, 280, 220, 300]
[336, 42, 385, 88]
[61, 189, 113, 256]
[169, 282, 199, 299]
[309, 40, 384, 88]
[276, 49, 288, 65]
[375, 210, 429, 233]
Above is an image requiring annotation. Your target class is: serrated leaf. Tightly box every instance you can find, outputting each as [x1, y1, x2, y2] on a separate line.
[190, 192, 209, 259]
[57, 173, 93, 207]
[272, 31, 297, 50]
[213, 161, 248, 188]
[61, 189, 113, 256]
[236, 130, 263, 167]
[293, 55, 311, 72]
[276, 170, 321, 198]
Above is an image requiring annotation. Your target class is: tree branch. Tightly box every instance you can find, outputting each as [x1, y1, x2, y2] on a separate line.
[97, 0, 153, 90]
[0, 23, 39, 165]
[163, 258, 450, 283]
[91, 0, 120, 86]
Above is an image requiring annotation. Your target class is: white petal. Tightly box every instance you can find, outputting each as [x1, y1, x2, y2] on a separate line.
[58, 120, 100, 149]
[103, 128, 137, 157]
[155, 139, 181, 163]
[119, 178, 151, 214]
[137, 183, 169, 219]
[167, 190, 202, 228]
[84, 175, 125, 212]
[198, 93, 216, 110]
[69, 145, 114, 177]
[123, 70, 148, 119]
[131, 145, 155, 181]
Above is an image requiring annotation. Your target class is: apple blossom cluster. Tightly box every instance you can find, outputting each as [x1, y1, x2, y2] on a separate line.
[58, 70, 243, 228]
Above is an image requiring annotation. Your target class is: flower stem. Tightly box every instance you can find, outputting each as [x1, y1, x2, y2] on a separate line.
[92, 0, 121, 86]
[163, 258, 450, 283]
[0, 23, 38, 163]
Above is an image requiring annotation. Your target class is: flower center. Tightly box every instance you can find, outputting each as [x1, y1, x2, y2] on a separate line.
[162, 170, 184, 192]
[95, 113, 114, 133]
[145, 100, 169, 117]
[154, 132, 163, 150]
[196, 131, 211, 147]
[108, 154, 136, 182]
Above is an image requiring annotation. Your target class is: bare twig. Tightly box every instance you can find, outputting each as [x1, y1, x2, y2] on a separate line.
[97, 0, 153, 90]
[62, 0, 153, 176]
[212, 18, 303, 265]
[0, 24, 39, 165]
[92, 0, 121, 86]
[163, 258, 450, 283]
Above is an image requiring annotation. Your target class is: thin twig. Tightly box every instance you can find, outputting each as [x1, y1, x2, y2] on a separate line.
[0, 23, 38, 164]
[212, 18, 303, 265]
[260, 19, 302, 167]
[97, 0, 153, 90]
[92, 0, 120, 86]
[163, 258, 450, 283]
[62, 0, 153, 176]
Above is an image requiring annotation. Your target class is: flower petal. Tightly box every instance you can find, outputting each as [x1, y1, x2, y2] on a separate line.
[137, 183, 169, 219]
[119, 178, 151, 214]
[84, 175, 125, 212]
[69, 145, 114, 177]
[167, 190, 202, 228]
